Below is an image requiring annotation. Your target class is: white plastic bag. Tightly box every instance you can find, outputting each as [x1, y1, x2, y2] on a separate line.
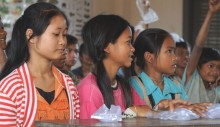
[205, 103, 220, 119]
[170, 33, 184, 43]
[91, 104, 122, 122]
[147, 108, 200, 121]
[136, 0, 159, 24]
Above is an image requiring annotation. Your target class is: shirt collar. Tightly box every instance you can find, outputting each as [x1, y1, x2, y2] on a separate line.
[139, 72, 158, 95]
[139, 72, 182, 96]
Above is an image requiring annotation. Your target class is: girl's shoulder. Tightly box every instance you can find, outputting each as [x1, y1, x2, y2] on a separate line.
[0, 68, 24, 99]
[0, 69, 22, 87]
[77, 73, 99, 91]
[164, 76, 183, 91]
[77, 73, 103, 100]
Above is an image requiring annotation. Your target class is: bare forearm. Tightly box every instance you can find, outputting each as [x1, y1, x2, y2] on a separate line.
[186, 8, 216, 83]
[195, 11, 214, 48]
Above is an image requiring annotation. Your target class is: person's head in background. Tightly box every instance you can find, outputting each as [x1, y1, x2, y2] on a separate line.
[79, 43, 92, 73]
[198, 48, 220, 89]
[0, 16, 7, 50]
[170, 33, 190, 78]
[134, 28, 176, 77]
[82, 14, 135, 108]
[62, 34, 79, 71]
[0, 2, 68, 79]
[175, 41, 190, 69]
[71, 43, 92, 79]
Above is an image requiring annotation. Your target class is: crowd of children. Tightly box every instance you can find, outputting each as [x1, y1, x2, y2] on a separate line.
[0, 0, 220, 126]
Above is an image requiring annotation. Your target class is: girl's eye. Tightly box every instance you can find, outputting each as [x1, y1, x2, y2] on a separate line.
[167, 49, 175, 56]
[168, 49, 173, 54]
[128, 40, 131, 43]
[63, 32, 67, 36]
[208, 64, 213, 68]
[54, 33, 59, 36]
[127, 40, 131, 45]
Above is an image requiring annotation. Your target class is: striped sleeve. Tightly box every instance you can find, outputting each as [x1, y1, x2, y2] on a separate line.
[0, 70, 26, 127]
[65, 75, 80, 119]
[0, 63, 38, 126]
[0, 90, 16, 126]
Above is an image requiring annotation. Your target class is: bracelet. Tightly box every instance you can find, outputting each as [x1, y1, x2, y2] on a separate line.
[122, 108, 137, 118]
[153, 104, 159, 111]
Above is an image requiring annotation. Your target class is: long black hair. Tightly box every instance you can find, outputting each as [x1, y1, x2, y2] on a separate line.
[82, 14, 133, 108]
[0, 2, 67, 80]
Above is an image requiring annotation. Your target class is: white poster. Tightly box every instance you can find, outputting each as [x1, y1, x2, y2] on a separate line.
[0, 0, 92, 42]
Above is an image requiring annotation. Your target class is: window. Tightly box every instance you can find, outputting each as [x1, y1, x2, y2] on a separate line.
[183, 0, 220, 50]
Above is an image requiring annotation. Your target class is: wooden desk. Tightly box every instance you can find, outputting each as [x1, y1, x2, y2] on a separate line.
[35, 118, 220, 127]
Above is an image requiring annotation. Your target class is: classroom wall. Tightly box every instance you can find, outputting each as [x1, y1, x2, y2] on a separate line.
[72, 0, 183, 69]
[91, 0, 183, 36]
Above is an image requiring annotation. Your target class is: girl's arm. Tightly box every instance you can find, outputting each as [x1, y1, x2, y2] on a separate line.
[185, 0, 220, 84]
[129, 99, 191, 117]
[0, 91, 17, 126]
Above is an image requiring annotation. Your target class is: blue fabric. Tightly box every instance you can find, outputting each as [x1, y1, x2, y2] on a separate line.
[130, 71, 187, 105]
[181, 65, 199, 94]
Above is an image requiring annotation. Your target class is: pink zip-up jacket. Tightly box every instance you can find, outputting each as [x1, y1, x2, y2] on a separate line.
[0, 63, 80, 126]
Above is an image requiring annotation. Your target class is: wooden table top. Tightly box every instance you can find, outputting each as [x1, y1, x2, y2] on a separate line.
[35, 118, 220, 127]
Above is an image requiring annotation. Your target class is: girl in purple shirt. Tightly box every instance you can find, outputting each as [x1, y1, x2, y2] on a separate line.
[77, 14, 189, 119]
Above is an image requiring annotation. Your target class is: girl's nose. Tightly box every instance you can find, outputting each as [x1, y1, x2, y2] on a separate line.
[172, 53, 177, 62]
[59, 36, 67, 46]
[130, 45, 135, 52]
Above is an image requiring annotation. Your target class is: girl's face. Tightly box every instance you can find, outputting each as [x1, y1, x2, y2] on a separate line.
[153, 36, 176, 75]
[31, 15, 67, 61]
[199, 60, 220, 84]
[106, 27, 135, 68]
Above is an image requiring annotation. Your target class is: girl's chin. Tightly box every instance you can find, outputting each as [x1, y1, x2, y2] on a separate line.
[124, 63, 132, 68]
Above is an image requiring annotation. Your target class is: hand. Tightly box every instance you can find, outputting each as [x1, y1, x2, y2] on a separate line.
[209, 0, 220, 13]
[177, 102, 212, 117]
[157, 99, 191, 111]
[136, 0, 151, 15]
[130, 105, 153, 117]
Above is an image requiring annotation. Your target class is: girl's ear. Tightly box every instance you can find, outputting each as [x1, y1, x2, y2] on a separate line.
[144, 51, 154, 64]
[104, 43, 113, 54]
[26, 28, 34, 43]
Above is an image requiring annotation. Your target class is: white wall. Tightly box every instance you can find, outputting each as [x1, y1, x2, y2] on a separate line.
[91, 0, 183, 36]
[72, 0, 184, 70]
